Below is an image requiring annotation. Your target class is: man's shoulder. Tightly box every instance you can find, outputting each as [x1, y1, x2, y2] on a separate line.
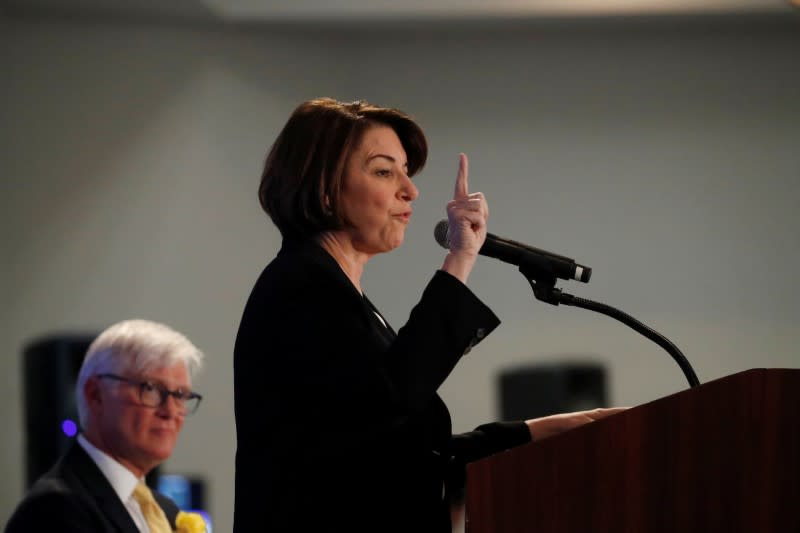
[4, 474, 95, 531]
[4, 445, 130, 533]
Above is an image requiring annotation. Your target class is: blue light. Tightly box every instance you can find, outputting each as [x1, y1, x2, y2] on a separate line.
[158, 474, 191, 509]
[61, 419, 78, 437]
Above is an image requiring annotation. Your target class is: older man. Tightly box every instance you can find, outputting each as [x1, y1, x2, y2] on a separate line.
[5, 319, 204, 533]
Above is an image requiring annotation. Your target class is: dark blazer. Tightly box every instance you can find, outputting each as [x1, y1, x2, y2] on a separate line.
[233, 239, 531, 532]
[5, 441, 179, 533]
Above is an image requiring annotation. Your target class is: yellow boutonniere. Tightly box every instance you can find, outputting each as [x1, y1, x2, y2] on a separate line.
[175, 511, 207, 533]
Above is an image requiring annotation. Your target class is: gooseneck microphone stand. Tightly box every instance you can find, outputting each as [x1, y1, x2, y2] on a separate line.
[519, 259, 701, 389]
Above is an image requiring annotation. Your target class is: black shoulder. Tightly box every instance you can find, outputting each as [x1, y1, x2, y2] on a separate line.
[5, 483, 99, 533]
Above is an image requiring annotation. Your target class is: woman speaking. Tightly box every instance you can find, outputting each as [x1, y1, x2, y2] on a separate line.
[233, 97, 621, 532]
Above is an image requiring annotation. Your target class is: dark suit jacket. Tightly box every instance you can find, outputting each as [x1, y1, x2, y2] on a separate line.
[233, 239, 531, 532]
[5, 441, 179, 533]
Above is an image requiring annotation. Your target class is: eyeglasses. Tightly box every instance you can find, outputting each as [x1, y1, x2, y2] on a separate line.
[96, 373, 202, 415]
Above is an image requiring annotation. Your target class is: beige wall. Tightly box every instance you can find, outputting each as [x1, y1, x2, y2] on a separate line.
[2, 14, 799, 530]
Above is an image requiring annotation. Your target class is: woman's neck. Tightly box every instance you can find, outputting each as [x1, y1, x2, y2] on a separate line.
[316, 231, 370, 294]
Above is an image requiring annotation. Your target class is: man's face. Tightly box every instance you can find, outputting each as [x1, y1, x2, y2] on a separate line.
[88, 362, 191, 477]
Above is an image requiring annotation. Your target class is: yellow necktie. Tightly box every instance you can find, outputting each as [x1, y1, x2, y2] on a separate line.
[133, 481, 173, 533]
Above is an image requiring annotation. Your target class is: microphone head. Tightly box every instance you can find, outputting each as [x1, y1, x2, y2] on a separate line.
[434, 219, 450, 249]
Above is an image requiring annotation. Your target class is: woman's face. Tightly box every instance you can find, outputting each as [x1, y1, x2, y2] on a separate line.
[338, 125, 419, 255]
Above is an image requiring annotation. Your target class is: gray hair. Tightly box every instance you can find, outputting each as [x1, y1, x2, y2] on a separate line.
[76, 319, 204, 429]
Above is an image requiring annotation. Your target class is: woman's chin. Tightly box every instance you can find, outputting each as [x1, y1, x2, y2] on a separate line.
[387, 237, 405, 252]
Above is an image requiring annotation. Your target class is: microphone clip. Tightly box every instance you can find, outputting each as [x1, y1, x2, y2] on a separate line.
[519, 256, 564, 306]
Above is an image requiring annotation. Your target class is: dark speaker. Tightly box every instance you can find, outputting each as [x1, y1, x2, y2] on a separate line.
[498, 362, 607, 421]
[22, 334, 94, 488]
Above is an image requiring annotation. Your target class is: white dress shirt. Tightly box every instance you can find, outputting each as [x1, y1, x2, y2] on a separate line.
[77, 434, 152, 533]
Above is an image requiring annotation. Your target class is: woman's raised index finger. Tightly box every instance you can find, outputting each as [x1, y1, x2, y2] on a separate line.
[454, 153, 469, 199]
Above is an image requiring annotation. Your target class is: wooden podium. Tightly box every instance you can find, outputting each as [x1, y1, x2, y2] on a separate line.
[465, 369, 800, 532]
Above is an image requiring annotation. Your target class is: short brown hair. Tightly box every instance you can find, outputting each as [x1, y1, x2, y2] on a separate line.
[258, 97, 428, 240]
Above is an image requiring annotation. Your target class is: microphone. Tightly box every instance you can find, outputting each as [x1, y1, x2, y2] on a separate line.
[434, 219, 591, 283]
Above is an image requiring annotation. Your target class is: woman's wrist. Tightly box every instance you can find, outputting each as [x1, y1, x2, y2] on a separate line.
[441, 252, 477, 284]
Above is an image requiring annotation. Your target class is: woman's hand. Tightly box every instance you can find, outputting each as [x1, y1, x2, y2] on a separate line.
[525, 407, 628, 442]
[441, 153, 489, 283]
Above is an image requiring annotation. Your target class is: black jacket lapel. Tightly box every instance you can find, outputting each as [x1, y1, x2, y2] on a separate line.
[63, 442, 152, 533]
[285, 239, 397, 345]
